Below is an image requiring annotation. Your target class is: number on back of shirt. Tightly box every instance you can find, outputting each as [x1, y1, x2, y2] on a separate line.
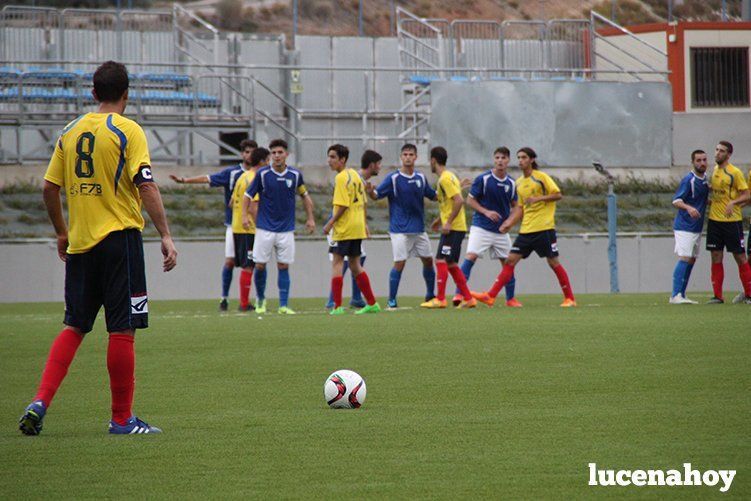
[75, 132, 95, 178]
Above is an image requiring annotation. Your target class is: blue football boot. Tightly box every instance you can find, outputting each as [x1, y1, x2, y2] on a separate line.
[109, 416, 162, 435]
[19, 400, 47, 436]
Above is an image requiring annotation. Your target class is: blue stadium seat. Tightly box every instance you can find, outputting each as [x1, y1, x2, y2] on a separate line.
[136, 72, 192, 86]
[22, 69, 78, 81]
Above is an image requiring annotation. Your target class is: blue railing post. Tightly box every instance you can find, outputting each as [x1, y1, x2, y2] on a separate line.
[607, 182, 619, 293]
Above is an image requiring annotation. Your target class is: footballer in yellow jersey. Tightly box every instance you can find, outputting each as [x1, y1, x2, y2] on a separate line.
[20, 61, 176, 437]
[472, 147, 576, 308]
[421, 147, 475, 309]
[323, 144, 380, 315]
[705, 141, 751, 303]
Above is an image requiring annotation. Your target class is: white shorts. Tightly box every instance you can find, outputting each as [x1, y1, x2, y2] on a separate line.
[674, 230, 701, 258]
[224, 226, 234, 258]
[466, 226, 512, 260]
[389, 232, 432, 262]
[253, 228, 295, 264]
[327, 233, 367, 261]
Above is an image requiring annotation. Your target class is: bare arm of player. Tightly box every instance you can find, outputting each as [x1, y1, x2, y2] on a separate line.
[138, 182, 178, 272]
[525, 192, 562, 205]
[499, 202, 522, 234]
[323, 205, 347, 235]
[42, 180, 68, 262]
[168, 174, 210, 184]
[242, 195, 252, 230]
[672, 199, 700, 219]
[441, 194, 463, 234]
[302, 193, 316, 233]
[466, 194, 501, 223]
[725, 189, 750, 216]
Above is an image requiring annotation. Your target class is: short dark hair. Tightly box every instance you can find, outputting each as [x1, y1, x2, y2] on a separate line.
[690, 149, 705, 162]
[494, 146, 510, 157]
[250, 147, 269, 167]
[361, 149, 382, 170]
[430, 146, 448, 166]
[93, 61, 129, 103]
[401, 143, 417, 153]
[517, 146, 539, 170]
[327, 144, 349, 162]
[269, 139, 288, 151]
[718, 140, 733, 155]
[240, 139, 258, 151]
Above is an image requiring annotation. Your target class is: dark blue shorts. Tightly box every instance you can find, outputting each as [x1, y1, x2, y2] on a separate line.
[233, 233, 255, 268]
[511, 229, 559, 259]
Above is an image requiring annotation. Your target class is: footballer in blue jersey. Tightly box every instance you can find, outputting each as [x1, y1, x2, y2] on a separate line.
[170, 139, 257, 310]
[367, 143, 437, 308]
[244, 139, 315, 315]
[456, 147, 522, 307]
[669, 149, 709, 304]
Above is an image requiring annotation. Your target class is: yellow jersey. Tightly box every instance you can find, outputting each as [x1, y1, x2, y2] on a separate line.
[44, 112, 151, 254]
[332, 168, 367, 241]
[231, 168, 256, 234]
[516, 170, 561, 234]
[436, 169, 467, 231]
[708, 163, 748, 222]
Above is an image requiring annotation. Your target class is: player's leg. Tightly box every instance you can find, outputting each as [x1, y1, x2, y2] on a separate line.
[731, 251, 751, 301]
[252, 229, 274, 313]
[329, 252, 346, 313]
[415, 233, 436, 301]
[537, 230, 575, 306]
[276, 231, 295, 313]
[671, 231, 697, 304]
[388, 233, 407, 308]
[220, 226, 235, 311]
[348, 242, 379, 313]
[444, 232, 474, 308]
[349, 255, 366, 308]
[456, 227, 484, 305]
[475, 251, 521, 306]
[734, 229, 751, 303]
[706, 220, 725, 303]
[427, 232, 451, 307]
[236, 234, 254, 311]
[495, 233, 520, 306]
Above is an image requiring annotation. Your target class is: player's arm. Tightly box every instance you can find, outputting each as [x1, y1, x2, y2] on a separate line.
[499, 201, 522, 234]
[169, 174, 210, 184]
[301, 192, 316, 233]
[672, 199, 700, 219]
[323, 205, 347, 235]
[525, 192, 562, 205]
[138, 179, 177, 272]
[467, 195, 501, 222]
[42, 180, 68, 262]
[242, 193, 257, 230]
[725, 188, 750, 216]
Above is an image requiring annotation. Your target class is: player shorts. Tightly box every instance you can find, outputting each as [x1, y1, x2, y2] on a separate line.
[511, 229, 559, 259]
[673, 230, 701, 258]
[747, 226, 751, 255]
[436, 231, 466, 263]
[706, 220, 745, 254]
[466, 226, 512, 259]
[233, 233, 255, 268]
[253, 228, 295, 264]
[64, 229, 147, 334]
[327, 233, 366, 261]
[329, 239, 363, 258]
[389, 232, 432, 261]
[224, 225, 234, 258]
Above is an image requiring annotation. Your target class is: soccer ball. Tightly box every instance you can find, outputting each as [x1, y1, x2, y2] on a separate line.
[323, 370, 367, 409]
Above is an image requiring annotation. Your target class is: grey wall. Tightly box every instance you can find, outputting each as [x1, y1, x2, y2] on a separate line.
[430, 80, 673, 168]
[0, 235, 741, 303]
[673, 111, 751, 165]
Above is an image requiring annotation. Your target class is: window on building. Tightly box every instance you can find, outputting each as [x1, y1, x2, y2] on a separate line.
[691, 47, 749, 108]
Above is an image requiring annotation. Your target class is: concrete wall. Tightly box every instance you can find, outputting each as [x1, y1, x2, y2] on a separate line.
[0, 234, 742, 303]
[673, 111, 751, 165]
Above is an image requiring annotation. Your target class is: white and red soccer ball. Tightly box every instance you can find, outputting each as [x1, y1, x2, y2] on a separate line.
[324, 370, 366, 409]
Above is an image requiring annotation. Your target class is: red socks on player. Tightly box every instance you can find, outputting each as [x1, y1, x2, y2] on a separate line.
[107, 333, 135, 426]
[34, 327, 83, 407]
[239, 268, 253, 308]
[331, 276, 344, 308]
[711, 262, 724, 299]
[552, 264, 575, 301]
[448, 265, 472, 301]
[738, 261, 751, 297]
[489, 264, 515, 298]
[436, 261, 449, 301]
[354, 272, 376, 306]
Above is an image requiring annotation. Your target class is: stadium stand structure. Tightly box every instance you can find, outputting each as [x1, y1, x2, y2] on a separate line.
[0, 4, 667, 166]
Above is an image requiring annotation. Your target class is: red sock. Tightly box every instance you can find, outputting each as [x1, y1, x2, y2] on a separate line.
[489, 264, 515, 298]
[435, 261, 449, 301]
[34, 327, 83, 407]
[108, 334, 135, 426]
[738, 261, 751, 297]
[552, 264, 575, 300]
[354, 272, 376, 305]
[331, 276, 344, 308]
[448, 265, 471, 300]
[711, 262, 724, 299]
[239, 268, 253, 307]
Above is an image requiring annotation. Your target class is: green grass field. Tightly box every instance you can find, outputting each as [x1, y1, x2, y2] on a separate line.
[1, 295, 749, 499]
